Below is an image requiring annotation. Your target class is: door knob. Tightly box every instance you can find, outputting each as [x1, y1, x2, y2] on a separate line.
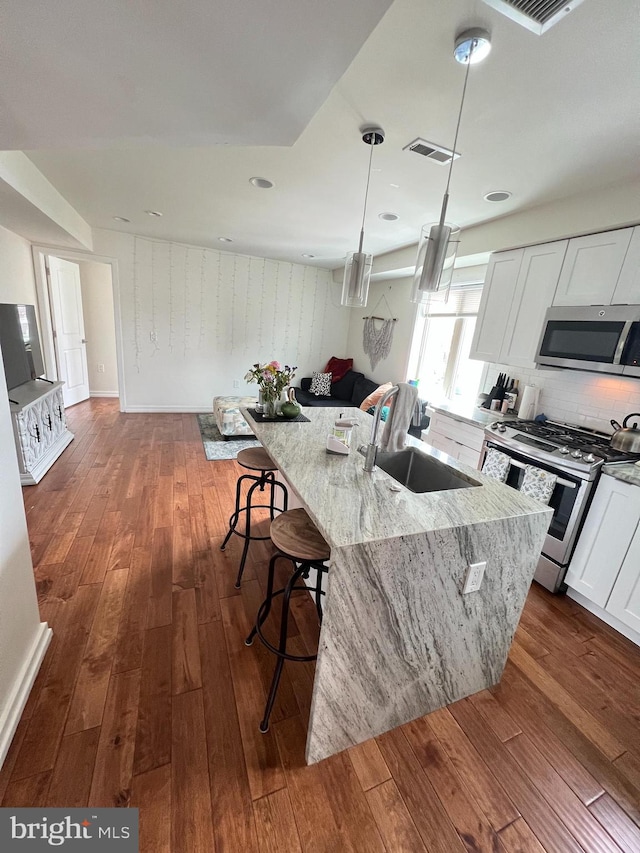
[81, 338, 88, 343]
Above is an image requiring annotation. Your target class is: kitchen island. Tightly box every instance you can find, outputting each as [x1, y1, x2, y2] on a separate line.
[242, 406, 552, 764]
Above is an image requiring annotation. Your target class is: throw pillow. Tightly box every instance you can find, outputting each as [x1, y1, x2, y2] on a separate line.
[323, 356, 353, 383]
[309, 371, 332, 396]
[359, 382, 393, 412]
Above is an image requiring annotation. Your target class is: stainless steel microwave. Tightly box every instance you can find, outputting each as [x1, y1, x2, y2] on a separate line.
[535, 305, 640, 377]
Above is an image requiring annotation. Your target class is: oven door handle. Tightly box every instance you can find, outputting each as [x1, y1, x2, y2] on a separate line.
[504, 455, 577, 489]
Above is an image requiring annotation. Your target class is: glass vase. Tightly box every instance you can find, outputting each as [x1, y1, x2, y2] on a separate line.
[263, 396, 277, 418]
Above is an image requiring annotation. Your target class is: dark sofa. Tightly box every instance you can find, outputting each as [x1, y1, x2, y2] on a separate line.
[294, 370, 379, 408]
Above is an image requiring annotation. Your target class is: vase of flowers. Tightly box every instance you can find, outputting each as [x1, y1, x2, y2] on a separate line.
[245, 361, 297, 418]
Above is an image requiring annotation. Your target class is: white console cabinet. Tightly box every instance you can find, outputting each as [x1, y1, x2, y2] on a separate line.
[8, 380, 74, 485]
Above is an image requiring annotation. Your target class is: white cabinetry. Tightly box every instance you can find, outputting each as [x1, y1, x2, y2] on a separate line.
[469, 250, 521, 363]
[498, 241, 568, 369]
[8, 381, 74, 485]
[552, 228, 633, 306]
[423, 411, 483, 468]
[565, 474, 640, 639]
[470, 241, 567, 368]
[611, 226, 640, 305]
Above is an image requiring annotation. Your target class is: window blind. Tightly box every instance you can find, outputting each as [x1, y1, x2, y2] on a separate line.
[422, 283, 483, 318]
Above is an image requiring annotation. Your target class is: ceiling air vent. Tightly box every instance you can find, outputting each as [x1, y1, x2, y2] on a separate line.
[481, 0, 585, 35]
[403, 138, 460, 165]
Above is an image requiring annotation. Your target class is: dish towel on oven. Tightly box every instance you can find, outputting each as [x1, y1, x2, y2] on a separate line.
[520, 465, 557, 504]
[481, 448, 510, 482]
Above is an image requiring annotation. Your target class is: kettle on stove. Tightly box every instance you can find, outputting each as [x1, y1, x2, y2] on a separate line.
[610, 413, 640, 453]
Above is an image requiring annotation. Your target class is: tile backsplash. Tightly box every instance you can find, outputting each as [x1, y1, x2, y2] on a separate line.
[483, 363, 640, 434]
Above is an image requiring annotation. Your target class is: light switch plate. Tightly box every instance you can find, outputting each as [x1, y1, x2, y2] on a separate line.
[463, 561, 486, 594]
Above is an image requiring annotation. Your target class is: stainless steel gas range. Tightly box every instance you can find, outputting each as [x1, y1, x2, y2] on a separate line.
[480, 419, 640, 593]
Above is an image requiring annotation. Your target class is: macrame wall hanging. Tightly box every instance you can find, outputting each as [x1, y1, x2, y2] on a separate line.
[362, 293, 397, 371]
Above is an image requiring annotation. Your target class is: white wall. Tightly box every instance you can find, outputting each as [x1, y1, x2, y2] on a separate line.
[92, 229, 351, 411]
[0, 225, 48, 768]
[78, 261, 118, 396]
[0, 224, 38, 305]
[484, 362, 640, 436]
[345, 277, 417, 385]
[370, 178, 640, 278]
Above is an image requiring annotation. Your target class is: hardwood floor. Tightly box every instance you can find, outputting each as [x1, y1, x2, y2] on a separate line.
[2, 398, 640, 851]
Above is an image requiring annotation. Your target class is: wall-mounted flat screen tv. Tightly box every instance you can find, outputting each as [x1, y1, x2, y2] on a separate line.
[0, 303, 46, 391]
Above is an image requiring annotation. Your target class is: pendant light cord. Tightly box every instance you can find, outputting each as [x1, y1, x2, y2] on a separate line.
[357, 137, 376, 253]
[439, 41, 474, 225]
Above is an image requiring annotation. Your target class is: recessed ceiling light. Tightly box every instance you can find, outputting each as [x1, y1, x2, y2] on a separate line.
[390, 183, 400, 189]
[379, 212, 399, 221]
[145, 210, 163, 217]
[302, 253, 315, 258]
[484, 190, 512, 203]
[218, 237, 233, 242]
[113, 215, 130, 222]
[249, 177, 274, 189]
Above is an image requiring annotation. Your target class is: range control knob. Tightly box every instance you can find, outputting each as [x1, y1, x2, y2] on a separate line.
[498, 424, 507, 433]
[559, 446, 571, 454]
[490, 421, 500, 430]
[583, 453, 597, 463]
[570, 449, 583, 459]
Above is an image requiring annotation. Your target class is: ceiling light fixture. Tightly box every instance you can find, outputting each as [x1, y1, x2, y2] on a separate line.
[302, 253, 315, 258]
[113, 216, 130, 223]
[341, 125, 385, 308]
[411, 28, 491, 304]
[218, 237, 233, 242]
[484, 190, 512, 202]
[249, 177, 274, 189]
[145, 210, 163, 217]
[379, 212, 399, 221]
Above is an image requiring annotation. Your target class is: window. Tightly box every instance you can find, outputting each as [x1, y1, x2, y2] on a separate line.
[408, 283, 484, 404]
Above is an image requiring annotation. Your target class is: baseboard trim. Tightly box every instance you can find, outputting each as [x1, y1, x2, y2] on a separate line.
[89, 391, 119, 398]
[0, 622, 52, 769]
[124, 405, 212, 413]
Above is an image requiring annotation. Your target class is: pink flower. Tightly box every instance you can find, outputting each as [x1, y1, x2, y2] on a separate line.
[269, 360, 282, 371]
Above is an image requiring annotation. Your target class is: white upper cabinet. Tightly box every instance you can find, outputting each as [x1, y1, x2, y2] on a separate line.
[552, 228, 633, 306]
[499, 240, 568, 369]
[469, 250, 522, 363]
[611, 226, 640, 305]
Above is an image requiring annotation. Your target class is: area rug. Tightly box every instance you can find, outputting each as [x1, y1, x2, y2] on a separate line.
[197, 414, 260, 460]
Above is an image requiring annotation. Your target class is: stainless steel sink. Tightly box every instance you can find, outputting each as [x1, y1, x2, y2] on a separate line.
[376, 447, 481, 493]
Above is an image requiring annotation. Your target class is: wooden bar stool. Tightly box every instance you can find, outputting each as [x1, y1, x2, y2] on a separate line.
[220, 446, 288, 589]
[245, 507, 330, 733]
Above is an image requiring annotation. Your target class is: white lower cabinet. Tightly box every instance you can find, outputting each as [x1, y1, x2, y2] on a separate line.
[565, 474, 640, 637]
[423, 411, 483, 469]
[606, 524, 640, 634]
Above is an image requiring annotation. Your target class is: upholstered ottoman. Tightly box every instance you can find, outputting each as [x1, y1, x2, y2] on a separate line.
[213, 395, 257, 437]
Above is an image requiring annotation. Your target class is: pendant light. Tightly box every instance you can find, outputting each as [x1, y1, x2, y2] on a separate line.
[411, 28, 491, 304]
[341, 125, 385, 307]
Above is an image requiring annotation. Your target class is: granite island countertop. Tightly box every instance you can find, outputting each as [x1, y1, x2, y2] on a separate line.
[242, 405, 552, 764]
[243, 406, 545, 549]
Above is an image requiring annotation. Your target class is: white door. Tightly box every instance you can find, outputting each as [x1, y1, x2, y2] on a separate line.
[47, 256, 90, 407]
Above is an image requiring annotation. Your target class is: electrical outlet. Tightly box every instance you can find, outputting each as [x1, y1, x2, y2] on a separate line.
[97, 363, 105, 374]
[150, 331, 157, 343]
[233, 379, 240, 389]
[462, 561, 486, 594]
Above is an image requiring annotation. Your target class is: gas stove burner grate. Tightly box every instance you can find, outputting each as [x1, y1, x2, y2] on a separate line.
[502, 419, 640, 465]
